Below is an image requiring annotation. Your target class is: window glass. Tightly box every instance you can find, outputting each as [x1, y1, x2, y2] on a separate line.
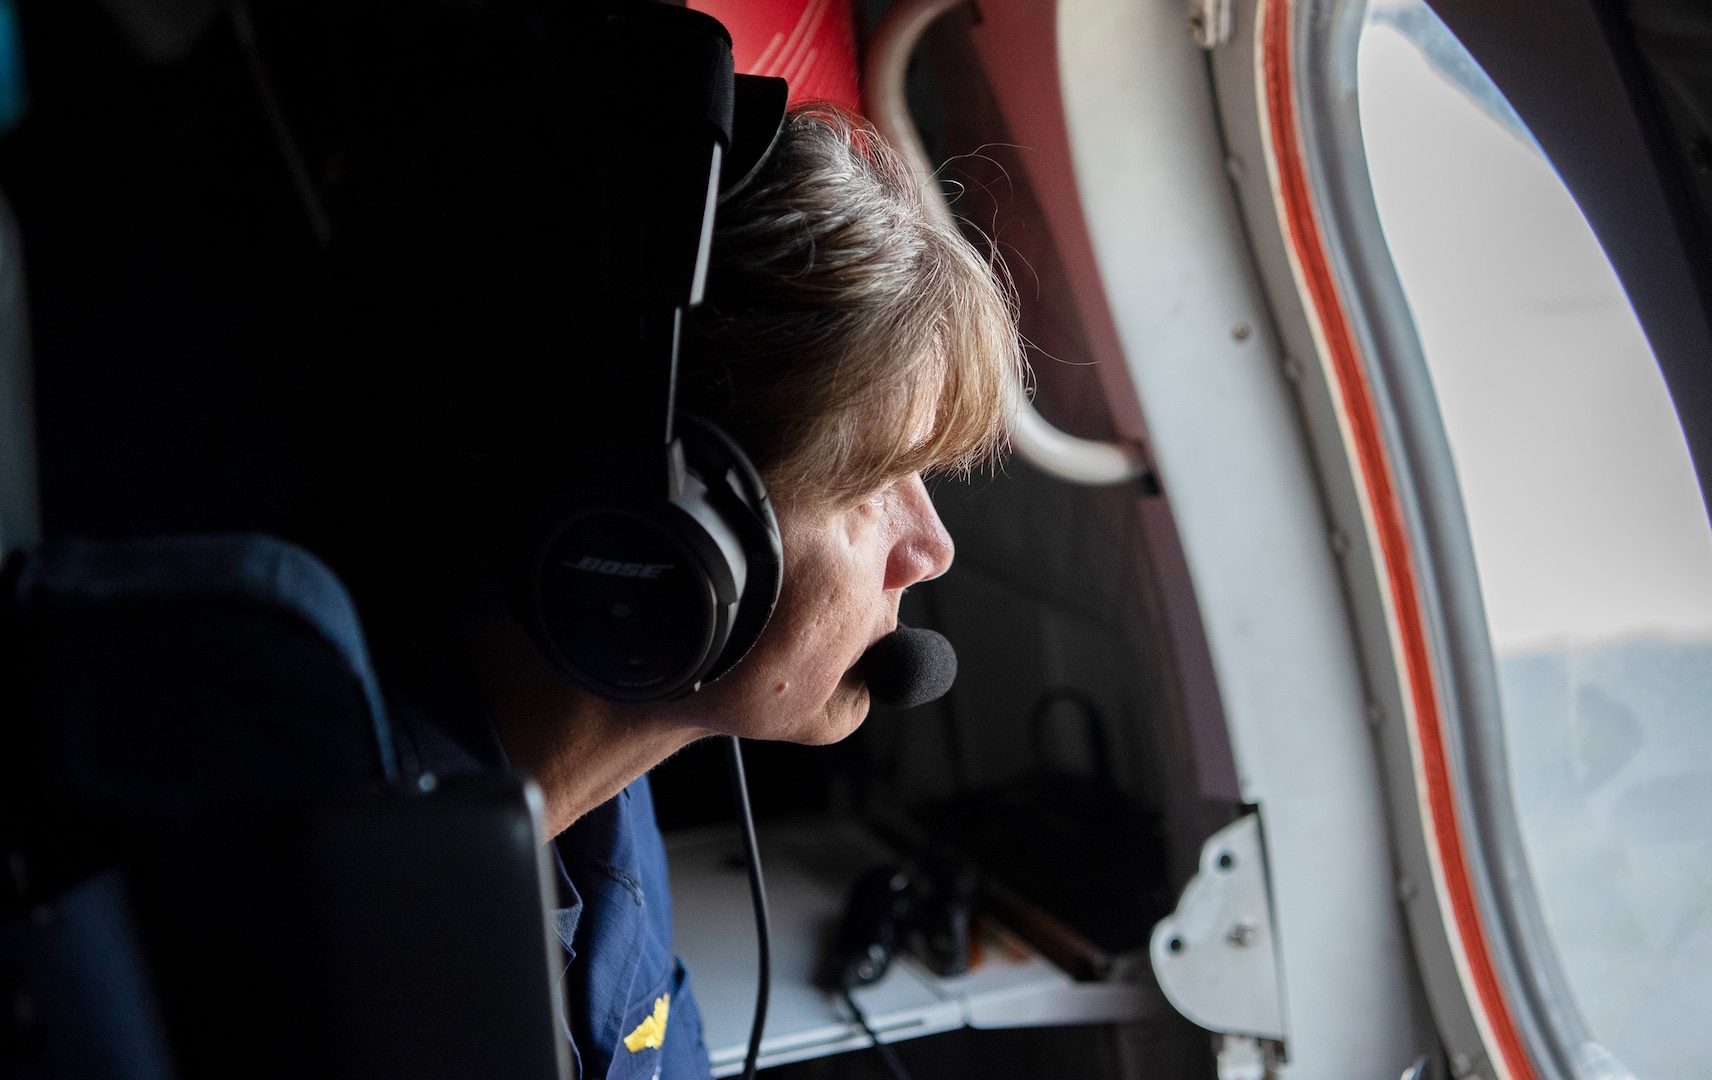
[1358, 3, 1712, 1077]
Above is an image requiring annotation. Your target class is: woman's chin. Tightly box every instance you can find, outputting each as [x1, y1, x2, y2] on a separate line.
[784, 681, 871, 746]
[695, 672, 871, 746]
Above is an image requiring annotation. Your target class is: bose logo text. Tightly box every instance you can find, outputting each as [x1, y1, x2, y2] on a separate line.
[566, 556, 674, 579]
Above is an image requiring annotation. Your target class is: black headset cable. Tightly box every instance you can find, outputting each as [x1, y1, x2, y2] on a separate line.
[841, 988, 915, 1080]
[724, 736, 770, 1080]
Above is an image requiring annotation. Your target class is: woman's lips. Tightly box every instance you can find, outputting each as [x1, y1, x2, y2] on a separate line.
[847, 624, 897, 685]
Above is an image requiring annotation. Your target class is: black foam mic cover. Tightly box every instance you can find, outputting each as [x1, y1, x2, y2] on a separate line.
[862, 625, 957, 709]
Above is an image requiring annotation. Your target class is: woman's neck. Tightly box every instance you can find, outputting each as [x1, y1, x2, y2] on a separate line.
[463, 625, 710, 839]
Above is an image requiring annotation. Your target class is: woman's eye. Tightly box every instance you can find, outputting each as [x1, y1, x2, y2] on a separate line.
[865, 479, 906, 509]
[853, 472, 920, 513]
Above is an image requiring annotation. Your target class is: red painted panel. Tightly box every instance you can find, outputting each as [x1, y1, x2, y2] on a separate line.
[690, 0, 862, 111]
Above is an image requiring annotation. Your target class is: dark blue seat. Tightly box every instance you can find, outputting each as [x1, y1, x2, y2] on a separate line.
[11, 534, 398, 819]
[1, 534, 567, 1080]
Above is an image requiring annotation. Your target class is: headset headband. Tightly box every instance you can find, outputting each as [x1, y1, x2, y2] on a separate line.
[593, 6, 785, 460]
[518, 4, 787, 702]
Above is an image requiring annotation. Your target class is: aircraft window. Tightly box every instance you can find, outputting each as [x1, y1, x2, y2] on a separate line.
[1358, 3, 1712, 1078]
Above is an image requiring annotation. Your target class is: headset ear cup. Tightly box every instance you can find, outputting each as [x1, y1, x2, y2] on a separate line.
[675, 414, 782, 683]
[517, 418, 779, 703]
[520, 497, 729, 702]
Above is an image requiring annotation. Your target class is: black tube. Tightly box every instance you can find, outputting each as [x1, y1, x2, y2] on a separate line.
[841, 988, 915, 1080]
[724, 736, 770, 1080]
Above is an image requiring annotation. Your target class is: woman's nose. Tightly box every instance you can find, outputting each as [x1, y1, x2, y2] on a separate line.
[884, 474, 955, 590]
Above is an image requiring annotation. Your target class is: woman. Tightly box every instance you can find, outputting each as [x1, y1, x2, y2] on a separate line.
[507, 107, 1014, 1080]
[302, 41, 1020, 1080]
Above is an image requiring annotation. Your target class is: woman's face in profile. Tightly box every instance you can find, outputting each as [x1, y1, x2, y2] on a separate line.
[684, 469, 955, 745]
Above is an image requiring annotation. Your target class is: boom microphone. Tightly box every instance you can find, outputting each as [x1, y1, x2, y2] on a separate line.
[861, 625, 957, 709]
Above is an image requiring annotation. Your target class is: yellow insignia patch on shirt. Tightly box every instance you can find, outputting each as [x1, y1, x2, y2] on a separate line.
[623, 993, 670, 1053]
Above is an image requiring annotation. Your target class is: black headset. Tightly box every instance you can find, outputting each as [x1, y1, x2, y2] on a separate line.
[517, 6, 790, 703]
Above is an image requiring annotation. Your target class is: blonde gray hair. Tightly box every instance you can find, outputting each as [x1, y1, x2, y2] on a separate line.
[682, 105, 1021, 507]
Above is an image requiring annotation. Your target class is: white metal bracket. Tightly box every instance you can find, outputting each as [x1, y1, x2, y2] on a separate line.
[1149, 814, 1285, 1042]
[1217, 1034, 1266, 1080]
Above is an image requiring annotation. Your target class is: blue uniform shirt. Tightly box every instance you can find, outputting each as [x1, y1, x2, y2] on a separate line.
[385, 663, 715, 1080]
[554, 776, 713, 1080]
